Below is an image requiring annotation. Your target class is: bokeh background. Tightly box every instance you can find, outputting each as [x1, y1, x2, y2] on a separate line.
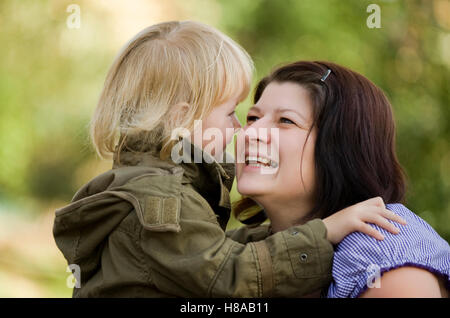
[0, 0, 448, 297]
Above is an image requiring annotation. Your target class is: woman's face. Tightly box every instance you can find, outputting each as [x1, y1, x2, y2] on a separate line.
[236, 81, 317, 205]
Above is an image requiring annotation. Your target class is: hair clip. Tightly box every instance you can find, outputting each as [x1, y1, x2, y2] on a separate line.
[320, 69, 331, 82]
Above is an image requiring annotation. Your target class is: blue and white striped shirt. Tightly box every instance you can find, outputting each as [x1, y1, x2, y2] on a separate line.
[327, 203, 450, 298]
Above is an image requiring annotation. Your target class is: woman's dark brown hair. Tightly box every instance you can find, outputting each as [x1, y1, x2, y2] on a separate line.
[234, 61, 406, 224]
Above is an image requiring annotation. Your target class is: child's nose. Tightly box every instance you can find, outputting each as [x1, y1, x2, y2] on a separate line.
[231, 113, 242, 130]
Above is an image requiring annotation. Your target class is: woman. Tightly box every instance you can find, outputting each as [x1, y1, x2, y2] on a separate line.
[234, 61, 450, 297]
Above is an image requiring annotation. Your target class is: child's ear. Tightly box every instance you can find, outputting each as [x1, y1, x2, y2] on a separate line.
[169, 102, 190, 126]
[172, 102, 190, 113]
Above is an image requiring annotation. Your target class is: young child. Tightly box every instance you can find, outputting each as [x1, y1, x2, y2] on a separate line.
[53, 21, 405, 297]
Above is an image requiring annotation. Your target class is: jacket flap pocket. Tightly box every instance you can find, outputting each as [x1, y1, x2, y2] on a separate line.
[141, 195, 181, 232]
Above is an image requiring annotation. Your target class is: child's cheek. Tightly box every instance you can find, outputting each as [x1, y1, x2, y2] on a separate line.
[225, 123, 240, 147]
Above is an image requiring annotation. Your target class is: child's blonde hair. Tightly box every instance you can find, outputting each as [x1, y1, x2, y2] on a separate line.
[90, 20, 254, 160]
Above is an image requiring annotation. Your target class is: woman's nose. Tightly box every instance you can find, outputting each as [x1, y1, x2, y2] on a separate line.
[245, 118, 272, 144]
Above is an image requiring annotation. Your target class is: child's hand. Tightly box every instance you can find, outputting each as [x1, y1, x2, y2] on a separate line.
[322, 197, 407, 244]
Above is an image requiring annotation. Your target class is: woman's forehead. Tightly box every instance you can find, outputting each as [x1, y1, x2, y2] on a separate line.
[251, 82, 313, 119]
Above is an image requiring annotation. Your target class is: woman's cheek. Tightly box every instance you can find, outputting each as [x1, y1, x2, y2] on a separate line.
[280, 137, 307, 188]
[301, 136, 316, 194]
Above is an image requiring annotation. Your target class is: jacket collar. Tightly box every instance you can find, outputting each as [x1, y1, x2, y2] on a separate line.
[112, 137, 235, 210]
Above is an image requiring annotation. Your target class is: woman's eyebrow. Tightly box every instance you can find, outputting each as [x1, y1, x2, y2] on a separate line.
[276, 107, 309, 123]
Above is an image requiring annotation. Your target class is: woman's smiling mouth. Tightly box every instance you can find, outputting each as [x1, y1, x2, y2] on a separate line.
[244, 155, 279, 171]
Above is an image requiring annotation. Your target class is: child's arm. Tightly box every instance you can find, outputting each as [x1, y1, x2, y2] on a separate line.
[226, 224, 271, 243]
[139, 187, 404, 297]
[227, 197, 406, 245]
[138, 187, 333, 298]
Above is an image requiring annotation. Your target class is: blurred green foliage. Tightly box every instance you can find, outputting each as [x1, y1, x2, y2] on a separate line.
[0, 0, 448, 297]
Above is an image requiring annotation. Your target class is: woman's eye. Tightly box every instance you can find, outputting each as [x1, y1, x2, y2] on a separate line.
[280, 117, 295, 124]
[228, 111, 236, 117]
[246, 115, 259, 123]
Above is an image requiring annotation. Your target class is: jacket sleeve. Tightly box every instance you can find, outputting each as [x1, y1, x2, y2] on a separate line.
[226, 224, 272, 244]
[139, 186, 334, 297]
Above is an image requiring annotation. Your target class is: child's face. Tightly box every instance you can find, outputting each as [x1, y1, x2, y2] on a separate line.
[193, 97, 242, 157]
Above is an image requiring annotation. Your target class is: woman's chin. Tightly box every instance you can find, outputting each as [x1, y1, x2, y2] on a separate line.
[236, 181, 271, 198]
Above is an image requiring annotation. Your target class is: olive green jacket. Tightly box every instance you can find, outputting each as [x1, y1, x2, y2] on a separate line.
[53, 140, 334, 297]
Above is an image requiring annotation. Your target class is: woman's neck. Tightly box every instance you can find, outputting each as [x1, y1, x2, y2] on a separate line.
[253, 196, 314, 233]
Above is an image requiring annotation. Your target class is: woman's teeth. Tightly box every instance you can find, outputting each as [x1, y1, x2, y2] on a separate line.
[245, 156, 278, 168]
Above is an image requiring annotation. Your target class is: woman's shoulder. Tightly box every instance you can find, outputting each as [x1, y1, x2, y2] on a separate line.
[327, 203, 450, 298]
[377, 203, 448, 248]
[338, 203, 449, 254]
